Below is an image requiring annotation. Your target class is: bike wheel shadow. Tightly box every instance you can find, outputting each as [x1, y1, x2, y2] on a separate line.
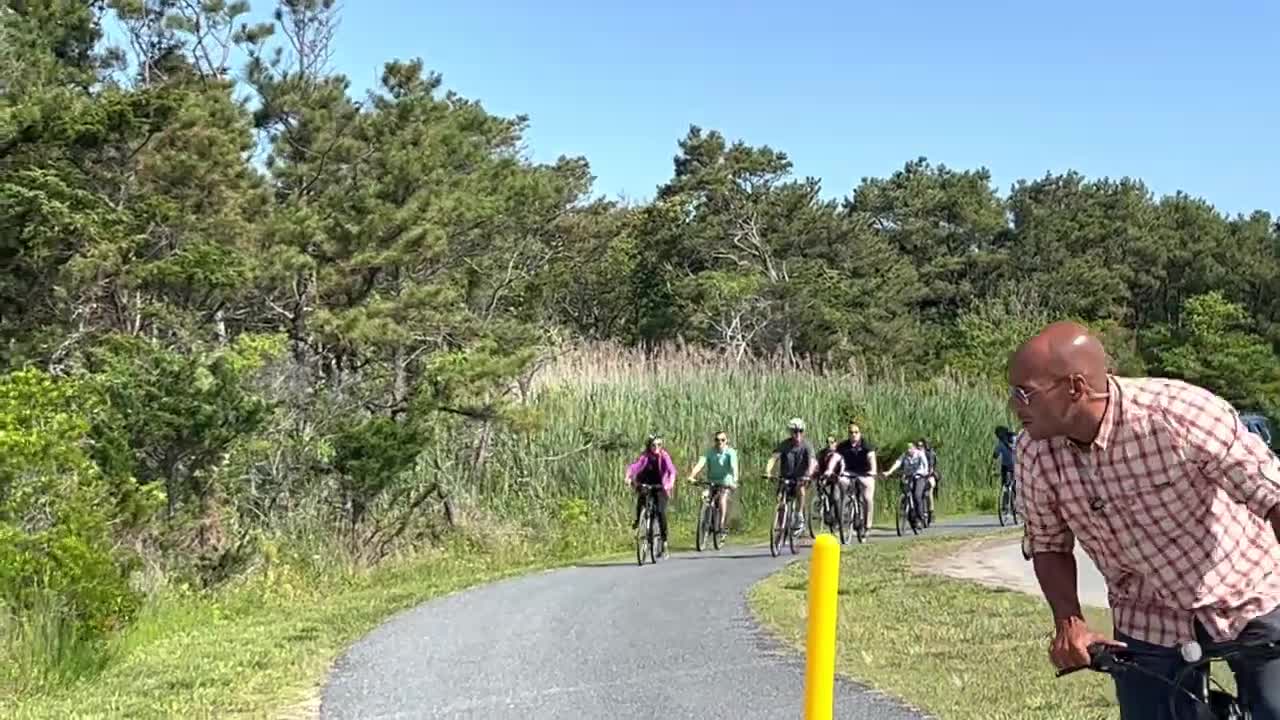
[571, 544, 785, 568]
[669, 551, 771, 561]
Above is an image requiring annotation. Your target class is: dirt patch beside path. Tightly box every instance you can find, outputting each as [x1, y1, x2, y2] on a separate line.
[914, 533, 1110, 609]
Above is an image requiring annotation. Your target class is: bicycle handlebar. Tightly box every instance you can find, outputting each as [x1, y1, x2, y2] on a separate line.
[1057, 638, 1280, 719]
[1054, 642, 1131, 677]
[1059, 638, 1280, 678]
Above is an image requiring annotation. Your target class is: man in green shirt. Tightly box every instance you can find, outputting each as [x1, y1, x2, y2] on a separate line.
[687, 430, 739, 535]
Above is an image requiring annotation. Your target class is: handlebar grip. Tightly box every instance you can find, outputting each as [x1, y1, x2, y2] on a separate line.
[1055, 642, 1118, 677]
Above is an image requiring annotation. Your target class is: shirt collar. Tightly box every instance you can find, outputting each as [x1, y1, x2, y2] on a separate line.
[1060, 375, 1120, 453]
[1093, 375, 1122, 451]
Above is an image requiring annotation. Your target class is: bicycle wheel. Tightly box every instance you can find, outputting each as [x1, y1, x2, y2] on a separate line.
[806, 485, 818, 539]
[711, 501, 723, 550]
[647, 500, 659, 563]
[788, 498, 798, 554]
[696, 501, 709, 552]
[833, 485, 847, 544]
[635, 504, 647, 566]
[770, 499, 785, 557]
[998, 484, 1010, 526]
[895, 492, 906, 537]
[853, 493, 867, 543]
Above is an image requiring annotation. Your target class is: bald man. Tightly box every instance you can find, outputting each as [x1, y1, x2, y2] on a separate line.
[1011, 321, 1280, 720]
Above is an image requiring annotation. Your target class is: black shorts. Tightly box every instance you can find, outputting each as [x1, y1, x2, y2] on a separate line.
[777, 477, 804, 496]
[1000, 466, 1014, 485]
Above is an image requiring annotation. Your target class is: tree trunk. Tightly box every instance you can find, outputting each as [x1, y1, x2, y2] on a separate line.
[390, 266, 408, 414]
[214, 307, 228, 345]
[392, 342, 407, 411]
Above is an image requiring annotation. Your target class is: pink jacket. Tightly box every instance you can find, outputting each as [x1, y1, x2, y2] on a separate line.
[626, 449, 676, 495]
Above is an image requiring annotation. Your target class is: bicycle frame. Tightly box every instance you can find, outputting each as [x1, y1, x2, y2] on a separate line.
[634, 485, 663, 565]
[770, 476, 802, 556]
[900, 475, 923, 518]
[693, 481, 728, 550]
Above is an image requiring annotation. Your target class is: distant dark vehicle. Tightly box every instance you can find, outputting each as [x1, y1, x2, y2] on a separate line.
[1240, 412, 1275, 450]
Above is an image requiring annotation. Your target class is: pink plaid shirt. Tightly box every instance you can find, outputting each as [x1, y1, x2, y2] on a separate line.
[1018, 375, 1280, 647]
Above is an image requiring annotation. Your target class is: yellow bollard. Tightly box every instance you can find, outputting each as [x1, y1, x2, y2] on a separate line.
[804, 533, 840, 720]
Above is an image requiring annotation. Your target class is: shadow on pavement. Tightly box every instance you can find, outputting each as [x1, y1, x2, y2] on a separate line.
[570, 516, 1006, 569]
[670, 551, 772, 561]
[571, 545, 795, 568]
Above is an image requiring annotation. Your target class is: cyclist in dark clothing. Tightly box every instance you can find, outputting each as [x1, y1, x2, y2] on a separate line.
[835, 423, 878, 527]
[919, 437, 939, 523]
[766, 418, 818, 533]
[993, 426, 1016, 505]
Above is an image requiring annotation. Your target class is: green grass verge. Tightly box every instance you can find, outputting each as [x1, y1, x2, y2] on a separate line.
[748, 533, 1121, 719]
[0, 540, 618, 720]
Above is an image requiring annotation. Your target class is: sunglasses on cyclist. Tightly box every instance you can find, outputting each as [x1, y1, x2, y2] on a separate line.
[1009, 376, 1072, 405]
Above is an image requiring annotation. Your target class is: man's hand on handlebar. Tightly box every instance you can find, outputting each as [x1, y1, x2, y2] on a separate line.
[1050, 617, 1126, 672]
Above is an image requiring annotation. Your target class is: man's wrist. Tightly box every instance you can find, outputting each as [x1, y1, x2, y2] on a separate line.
[1053, 613, 1087, 631]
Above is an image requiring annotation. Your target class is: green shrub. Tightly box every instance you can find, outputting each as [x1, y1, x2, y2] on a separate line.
[0, 369, 142, 694]
[0, 369, 140, 632]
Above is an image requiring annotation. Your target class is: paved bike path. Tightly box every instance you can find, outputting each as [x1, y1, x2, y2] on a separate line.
[320, 517, 999, 720]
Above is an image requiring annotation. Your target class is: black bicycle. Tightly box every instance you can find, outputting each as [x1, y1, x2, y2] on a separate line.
[810, 474, 847, 544]
[768, 475, 801, 557]
[692, 481, 728, 552]
[997, 468, 1018, 526]
[895, 474, 926, 536]
[1058, 639, 1280, 719]
[844, 474, 868, 543]
[634, 485, 664, 566]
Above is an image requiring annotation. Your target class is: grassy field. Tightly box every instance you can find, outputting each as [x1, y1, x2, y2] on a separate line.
[4, 344, 1019, 717]
[749, 533, 1123, 720]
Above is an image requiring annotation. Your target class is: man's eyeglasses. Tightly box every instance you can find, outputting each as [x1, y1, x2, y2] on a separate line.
[714, 437, 727, 443]
[1009, 386, 1036, 405]
[1010, 376, 1074, 405]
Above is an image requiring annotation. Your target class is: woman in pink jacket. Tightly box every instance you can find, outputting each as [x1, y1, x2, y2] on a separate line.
[626, 434, 676, 555]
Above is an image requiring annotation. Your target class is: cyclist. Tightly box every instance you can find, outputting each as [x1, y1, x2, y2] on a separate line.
[835, 423, 878, 528]
[883, 440, 931, 523]
[625, 434, 676, 557]
[765, 418, 817, 533]
[687, 430, 738, 536]
[919, 436, 939, 523]
[816, 434, 845, 527]
[818, 434, 845, 479]
[992, 425, 1016, 505]
[1012, 321, 1280, 716]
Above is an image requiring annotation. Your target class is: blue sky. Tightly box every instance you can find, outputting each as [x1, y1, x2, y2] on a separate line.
[121, 1, 1280, 216]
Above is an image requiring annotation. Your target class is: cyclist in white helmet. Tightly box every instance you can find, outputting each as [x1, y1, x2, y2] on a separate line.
[765, 417, 818, 533]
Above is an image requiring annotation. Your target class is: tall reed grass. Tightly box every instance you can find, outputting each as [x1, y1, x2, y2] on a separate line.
[0, 591, 112, 698]
[481, 342, 1017, 551]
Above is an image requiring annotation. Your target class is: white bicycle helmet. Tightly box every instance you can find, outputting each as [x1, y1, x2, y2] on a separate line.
[787, 417, 805, 432]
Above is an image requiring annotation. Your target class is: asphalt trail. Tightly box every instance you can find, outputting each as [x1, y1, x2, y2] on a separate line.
[320, 516, 1002, 719]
